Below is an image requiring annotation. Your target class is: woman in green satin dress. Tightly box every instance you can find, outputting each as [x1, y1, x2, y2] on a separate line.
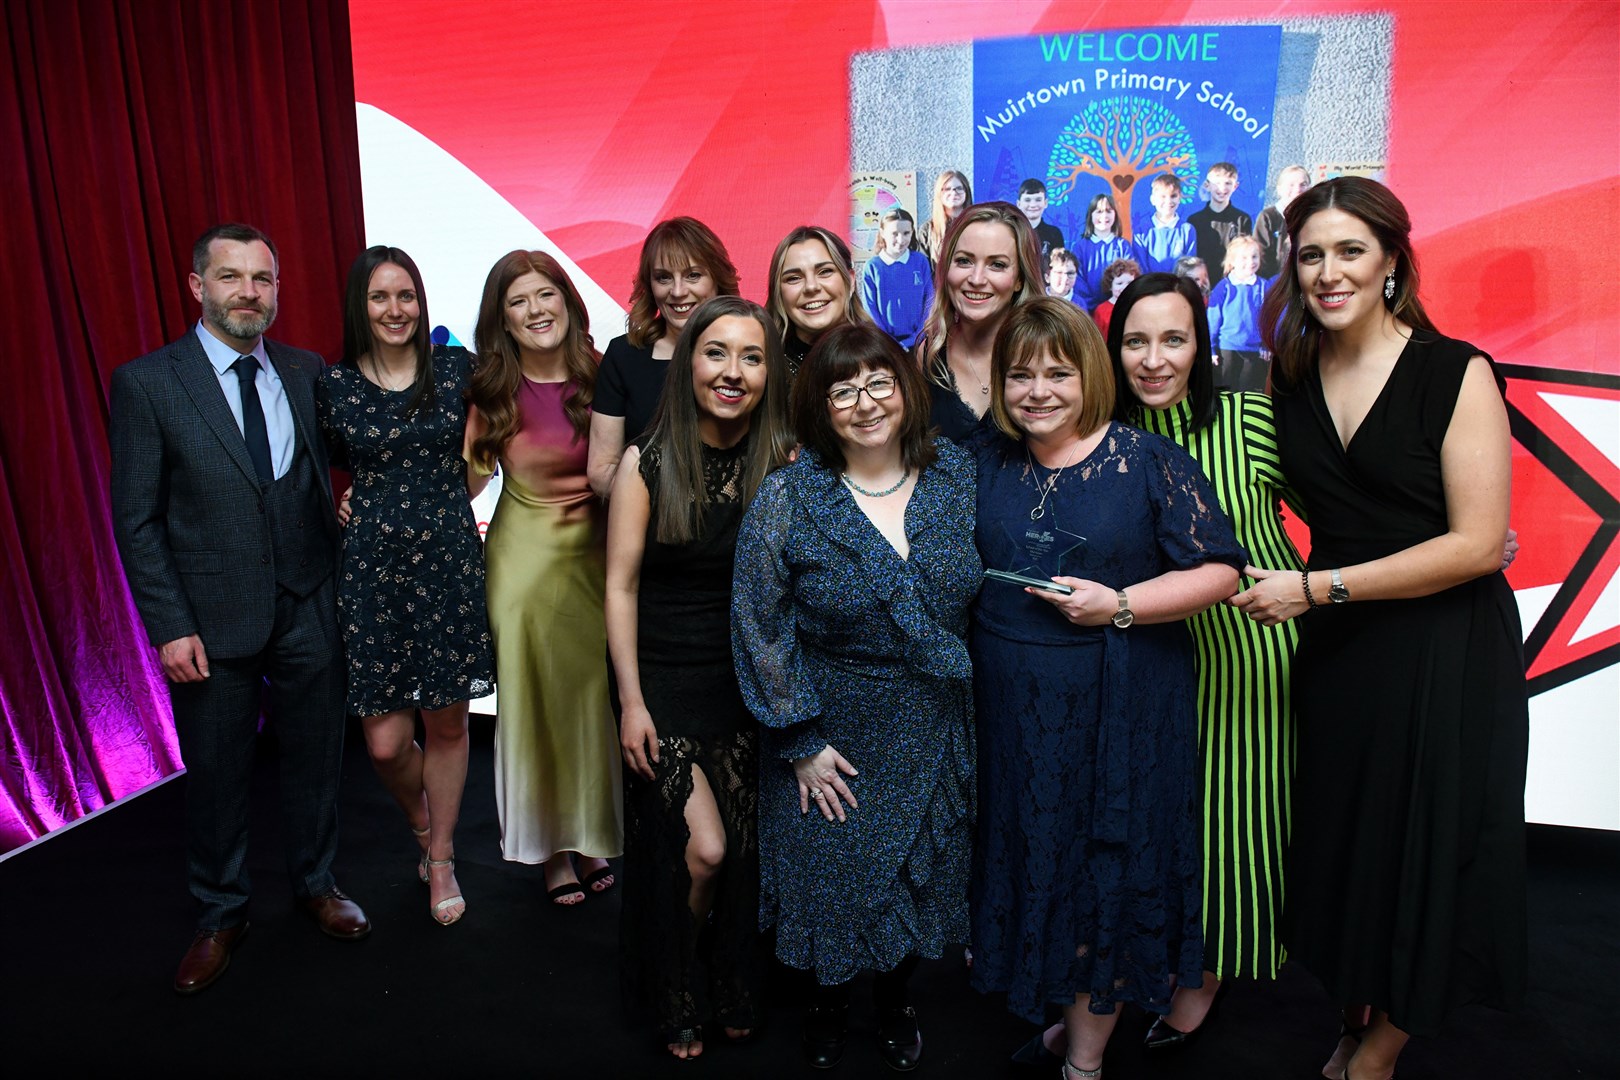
[467, 249, 623, 905]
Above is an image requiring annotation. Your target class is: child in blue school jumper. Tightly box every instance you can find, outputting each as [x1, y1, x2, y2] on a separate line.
[859, 208, 934, 351]
[1073, 193, 1135, 311]
[1132, 173, 1197, 273]
[1206, 234, 1272, 391]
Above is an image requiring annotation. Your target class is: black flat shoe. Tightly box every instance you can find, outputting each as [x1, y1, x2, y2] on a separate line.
[1143, 983, 1225, 1052]
[1010, 1028, 1064, 1069]
[877, 1005, 923, 1072]
[803, 1005, 848, 1069]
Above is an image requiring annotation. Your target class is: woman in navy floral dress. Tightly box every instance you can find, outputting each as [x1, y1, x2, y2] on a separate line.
[316, 246, 493, 926]
[732, 325, 980, 1071]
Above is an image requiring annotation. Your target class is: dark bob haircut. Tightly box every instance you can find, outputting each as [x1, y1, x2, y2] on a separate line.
[790, 323, 938, 477]
[1107, 272, 1218, 432]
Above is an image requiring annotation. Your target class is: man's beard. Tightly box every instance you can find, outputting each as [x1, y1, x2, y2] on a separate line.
[203, 293, 276, 341]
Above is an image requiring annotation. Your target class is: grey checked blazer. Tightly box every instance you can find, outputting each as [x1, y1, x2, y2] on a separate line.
[110, 330, 340, 659]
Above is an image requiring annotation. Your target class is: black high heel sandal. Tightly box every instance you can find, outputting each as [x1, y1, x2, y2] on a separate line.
[1011, 1026, 1065, 1069]
[662, 1024, 702, 1061]
[1143, 981, 1226, 1052]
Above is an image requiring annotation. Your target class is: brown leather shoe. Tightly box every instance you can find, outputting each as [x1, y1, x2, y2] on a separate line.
[302, 887, 371, 939]
[174, 922, 249, 995]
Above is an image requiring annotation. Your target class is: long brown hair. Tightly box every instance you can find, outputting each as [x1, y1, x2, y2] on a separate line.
[341, 245, 434, 418]
[917, 201, 1045, 389]
[764, 226, 869, 348]
[924, 170, 972, 262]
[625, 217, 740, 349]
[643, 296, 794, 545]
[468, 250, 597, 470]
[1261, 177, 1437, 392]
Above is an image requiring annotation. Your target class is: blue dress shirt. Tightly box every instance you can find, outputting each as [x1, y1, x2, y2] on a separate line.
[195, 322, 295, 479]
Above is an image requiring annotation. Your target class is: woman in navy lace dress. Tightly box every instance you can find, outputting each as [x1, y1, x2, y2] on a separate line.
[967, 298, 1244, 1078]
[732, 325, 980, 1071]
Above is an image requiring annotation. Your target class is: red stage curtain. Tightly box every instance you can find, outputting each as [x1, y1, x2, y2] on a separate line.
[0, 0, 364, 851]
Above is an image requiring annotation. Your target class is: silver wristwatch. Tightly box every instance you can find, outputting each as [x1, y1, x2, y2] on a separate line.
[1329, 568, 1350, 604]
[1111, 588, 1134, 628]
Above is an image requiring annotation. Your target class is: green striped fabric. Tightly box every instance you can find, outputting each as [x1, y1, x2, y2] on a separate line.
[1136, 391, 1303, 980]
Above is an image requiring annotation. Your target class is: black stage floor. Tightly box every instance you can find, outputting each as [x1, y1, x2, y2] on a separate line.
[3, 716, 1613, 1078]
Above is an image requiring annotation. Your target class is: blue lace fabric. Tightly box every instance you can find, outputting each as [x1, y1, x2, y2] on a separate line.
[967, 422, 1247, 1021]
[731, 438, 981, 984]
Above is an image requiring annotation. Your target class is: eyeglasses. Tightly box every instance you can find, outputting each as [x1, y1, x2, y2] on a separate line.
[827, 376, 898, 410]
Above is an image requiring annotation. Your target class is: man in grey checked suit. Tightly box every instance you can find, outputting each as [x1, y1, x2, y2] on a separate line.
[111, 223, 370, 994]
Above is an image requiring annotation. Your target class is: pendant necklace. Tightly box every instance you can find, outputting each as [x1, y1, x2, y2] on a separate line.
[965, 354, 990, 396]
[843, 469, 910, 498]
[367, 356, 413, 392]
[1027, 439, 1081, 520]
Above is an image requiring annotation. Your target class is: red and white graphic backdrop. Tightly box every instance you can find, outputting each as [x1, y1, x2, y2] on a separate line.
[350, 0, 1620, 829]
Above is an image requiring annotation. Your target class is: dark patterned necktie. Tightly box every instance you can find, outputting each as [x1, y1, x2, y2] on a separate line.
[231, 354, 273, 484]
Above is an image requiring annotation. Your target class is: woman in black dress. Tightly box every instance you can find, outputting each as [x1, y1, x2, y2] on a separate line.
[316, 246, 494, 926]
[1232, 178, 1527, 1080]
[916, 202, 1047, 442]
[587, 217, 740, 498]
[605, 297, 794, 1058]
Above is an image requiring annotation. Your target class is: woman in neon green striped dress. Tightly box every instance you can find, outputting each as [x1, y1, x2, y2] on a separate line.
[1114, 272, 1302, 1049]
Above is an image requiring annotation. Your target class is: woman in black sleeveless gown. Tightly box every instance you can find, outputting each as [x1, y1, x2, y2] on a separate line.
[605, 297, 793, 1059]
[1232, 178, 1527, 1080]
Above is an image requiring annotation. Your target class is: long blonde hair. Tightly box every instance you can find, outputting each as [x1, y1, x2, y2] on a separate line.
[916, 202, 1045, 389]
[923, 170, 972, 263]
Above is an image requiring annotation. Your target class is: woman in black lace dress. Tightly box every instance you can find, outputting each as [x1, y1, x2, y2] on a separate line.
[605, 297, 794, 1059]
[316, 246, 493, 926]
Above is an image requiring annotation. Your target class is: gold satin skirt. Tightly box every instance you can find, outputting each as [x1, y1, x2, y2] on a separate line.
[485, 484, 623, 864]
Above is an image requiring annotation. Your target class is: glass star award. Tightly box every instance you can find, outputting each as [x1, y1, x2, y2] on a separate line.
[982, 504, 1087, 596]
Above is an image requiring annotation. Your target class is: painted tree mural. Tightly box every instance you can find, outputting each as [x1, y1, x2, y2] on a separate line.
[1046, 96, 1199, 241]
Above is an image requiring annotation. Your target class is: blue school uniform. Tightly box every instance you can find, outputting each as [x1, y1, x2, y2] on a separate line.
[1206, 276, 1271, 352]
[1075, 235, 1136, 311]
[1132, 216, 1197, 273]
[859, 251, 935, 350]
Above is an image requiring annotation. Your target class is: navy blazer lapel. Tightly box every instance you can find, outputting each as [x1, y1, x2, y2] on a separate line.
[170, 332, 262, 487]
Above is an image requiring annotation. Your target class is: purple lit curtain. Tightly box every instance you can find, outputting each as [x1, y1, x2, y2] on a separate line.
[0, 0, 364, 852]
